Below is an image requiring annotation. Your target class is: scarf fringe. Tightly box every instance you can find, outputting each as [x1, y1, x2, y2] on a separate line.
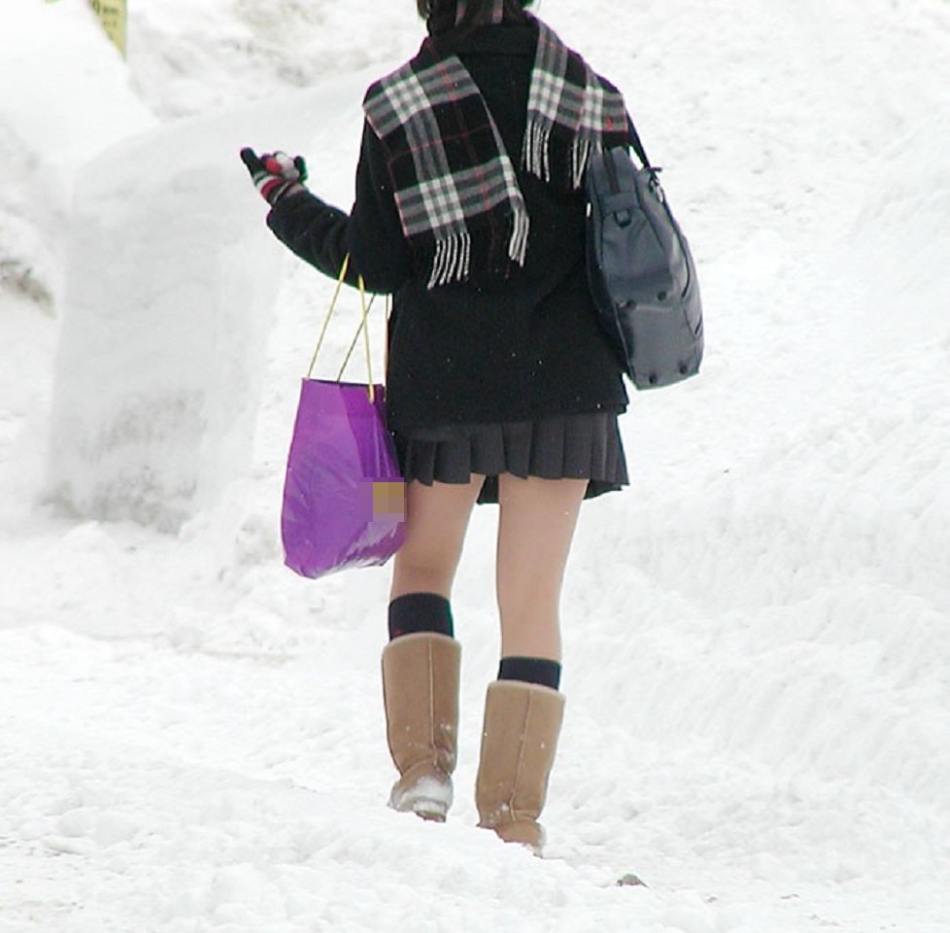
[525, 119, 593, 190]
[427, 210, 529, 289]
[428, 231, 472, 288]
[572, 136, 592, 190]
[509, 207, 530, 267]
[524, 119, 553, 183]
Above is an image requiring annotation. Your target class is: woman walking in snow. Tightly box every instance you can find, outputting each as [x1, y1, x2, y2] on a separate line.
[242, 0, 632, 854]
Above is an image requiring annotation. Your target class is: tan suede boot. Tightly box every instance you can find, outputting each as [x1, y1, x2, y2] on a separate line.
[475, 680, 566, 855]
[381, 632, 461, 822]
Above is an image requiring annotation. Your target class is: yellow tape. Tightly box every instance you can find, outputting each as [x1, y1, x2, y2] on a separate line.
[89, 0, 127, 58]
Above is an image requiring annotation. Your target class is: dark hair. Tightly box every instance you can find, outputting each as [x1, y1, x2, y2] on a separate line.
[416, 0, 532, 24]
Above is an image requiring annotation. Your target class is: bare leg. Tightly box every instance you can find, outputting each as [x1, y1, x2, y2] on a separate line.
[390, 475, 486, 602]
[495, 475, 588, 661]
[383, 475, 484, 822]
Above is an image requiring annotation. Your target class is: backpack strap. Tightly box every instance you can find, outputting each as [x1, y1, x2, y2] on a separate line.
[626, 111, 653, 169]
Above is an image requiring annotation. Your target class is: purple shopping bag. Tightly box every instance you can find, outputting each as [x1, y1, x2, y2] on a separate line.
[281, 259, 406, 579]
[281, 380, 405, 578]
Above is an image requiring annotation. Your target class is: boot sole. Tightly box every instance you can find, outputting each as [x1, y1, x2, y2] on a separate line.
[410, 799, 448, 822]
[389, 794, 449, 822]
[390, 774, 453, 822]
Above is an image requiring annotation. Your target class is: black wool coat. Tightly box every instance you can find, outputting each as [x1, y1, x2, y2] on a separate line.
[266, 20, 630, 434]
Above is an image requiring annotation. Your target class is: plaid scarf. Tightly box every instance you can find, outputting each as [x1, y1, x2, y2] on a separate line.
[362, 12, 629, 288]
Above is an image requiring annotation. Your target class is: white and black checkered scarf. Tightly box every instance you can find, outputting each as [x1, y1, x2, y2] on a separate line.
[362, 8, 630, 288]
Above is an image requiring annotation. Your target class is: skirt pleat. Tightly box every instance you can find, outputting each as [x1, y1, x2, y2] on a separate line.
[393, 410, 629, 504]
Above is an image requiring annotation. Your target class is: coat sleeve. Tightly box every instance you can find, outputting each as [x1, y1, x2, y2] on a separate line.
[265, 121, 412, 294]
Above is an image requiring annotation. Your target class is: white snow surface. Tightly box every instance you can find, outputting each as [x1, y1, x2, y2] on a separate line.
[2, 0, 950, 930]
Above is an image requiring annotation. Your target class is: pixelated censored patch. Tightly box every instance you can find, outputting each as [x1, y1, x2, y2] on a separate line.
[373, 481, 405, 518]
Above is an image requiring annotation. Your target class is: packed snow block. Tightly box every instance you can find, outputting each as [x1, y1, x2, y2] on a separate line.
[0, 0, 156, 312]
[47, 115, 285, 531]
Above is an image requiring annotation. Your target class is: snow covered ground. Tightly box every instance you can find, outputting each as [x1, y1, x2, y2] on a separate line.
[2, 0, 949, 930]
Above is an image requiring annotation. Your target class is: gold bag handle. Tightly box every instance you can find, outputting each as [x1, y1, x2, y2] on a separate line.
[307, 255, 378, 403]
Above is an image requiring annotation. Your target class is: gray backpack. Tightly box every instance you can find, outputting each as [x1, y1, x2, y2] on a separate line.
[586, 130, 704, 389]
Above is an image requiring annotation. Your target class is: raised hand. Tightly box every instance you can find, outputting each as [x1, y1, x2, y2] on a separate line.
[240, 147, 309, 206]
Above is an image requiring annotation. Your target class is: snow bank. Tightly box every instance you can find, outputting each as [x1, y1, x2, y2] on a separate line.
[0, 0, 155, 307]
[127, 0, 419, 118]
[44, 66, 373, 530]
[45, 103, 296, 529]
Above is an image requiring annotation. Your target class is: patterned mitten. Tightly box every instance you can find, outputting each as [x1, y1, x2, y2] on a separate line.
[240, 147, 309, 206]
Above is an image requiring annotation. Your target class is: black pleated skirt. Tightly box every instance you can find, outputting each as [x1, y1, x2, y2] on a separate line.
[393, 410, 629, 505]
